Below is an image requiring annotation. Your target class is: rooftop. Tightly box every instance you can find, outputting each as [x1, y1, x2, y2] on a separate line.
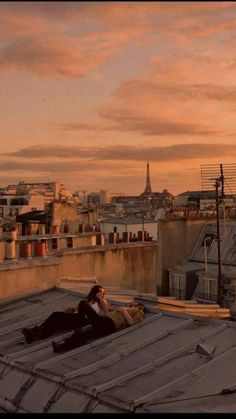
[0, 282, 235, 412]
[100, 216, 154, 225]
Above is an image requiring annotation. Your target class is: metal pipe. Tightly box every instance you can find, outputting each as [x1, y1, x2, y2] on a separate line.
[215, 179, 222, 306]
[204, 235, 217, 275]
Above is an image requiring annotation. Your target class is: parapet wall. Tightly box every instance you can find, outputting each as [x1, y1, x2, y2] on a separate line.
[0, 242, 157, 300]
[0, 258, 59, 301]
[56, 243, 157, 293]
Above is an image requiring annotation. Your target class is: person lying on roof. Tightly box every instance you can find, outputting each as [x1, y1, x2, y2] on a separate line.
[52, 300, 147, 353]
[21, 284, 109, 344]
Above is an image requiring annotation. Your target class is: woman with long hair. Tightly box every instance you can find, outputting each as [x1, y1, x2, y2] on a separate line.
[21, 284, 108, 344]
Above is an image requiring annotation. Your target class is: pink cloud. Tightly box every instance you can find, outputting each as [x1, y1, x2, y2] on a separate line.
[0, 34, 117, 78]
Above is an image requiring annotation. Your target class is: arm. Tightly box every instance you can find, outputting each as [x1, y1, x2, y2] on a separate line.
[95, 290, 111, 314]
[98, 296, 110, 314]
[116, 307, 134, 326]
[64, 305, 78, 314]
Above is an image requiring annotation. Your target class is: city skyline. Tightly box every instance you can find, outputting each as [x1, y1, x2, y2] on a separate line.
[1, 2, 236, 194]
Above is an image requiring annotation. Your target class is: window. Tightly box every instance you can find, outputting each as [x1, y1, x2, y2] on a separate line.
[196, 276, 217, 301]
[200, 278, 217, 299]
[0, 199, 7, 205]
[169, 272, 185, 299]
[67, 237, 73, 248]
[52, 238, 58, 250]
[201, 233, 216, 247]
[10, 198, 28, 205]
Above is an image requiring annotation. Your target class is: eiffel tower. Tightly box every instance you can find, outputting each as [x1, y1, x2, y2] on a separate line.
[143, 162, 152, 195]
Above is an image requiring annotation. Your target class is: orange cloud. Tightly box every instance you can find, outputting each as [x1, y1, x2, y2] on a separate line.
[0, 12, 47, 38]
[0, 34, 115, 78]
[5, 143, 236, 162]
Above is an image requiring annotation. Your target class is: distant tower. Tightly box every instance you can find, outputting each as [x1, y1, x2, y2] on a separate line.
[143, 162, 152, 194]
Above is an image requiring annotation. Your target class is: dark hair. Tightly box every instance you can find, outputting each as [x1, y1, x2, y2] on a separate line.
[137, 303, 147, 313]
[86, 284, 104, 303]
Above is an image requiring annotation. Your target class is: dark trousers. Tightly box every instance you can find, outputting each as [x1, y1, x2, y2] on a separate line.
[64, 301, 115, 349]
[40, 311, 90, 338]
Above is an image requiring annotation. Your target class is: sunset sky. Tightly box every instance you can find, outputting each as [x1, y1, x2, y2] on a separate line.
[1, 1, 236, 195]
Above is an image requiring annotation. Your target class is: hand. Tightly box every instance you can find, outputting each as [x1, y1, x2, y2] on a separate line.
[64, 306, 77, 313]
[96, 291, 104, 301]
[116, 307, 125, 313]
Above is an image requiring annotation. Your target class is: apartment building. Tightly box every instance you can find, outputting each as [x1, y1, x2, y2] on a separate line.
[0, 194, 44, 219]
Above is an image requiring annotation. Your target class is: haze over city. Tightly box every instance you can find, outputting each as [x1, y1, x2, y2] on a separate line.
[1, 1, 236, 195]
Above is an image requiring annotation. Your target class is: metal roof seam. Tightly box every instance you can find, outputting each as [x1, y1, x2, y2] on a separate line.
[0, 394, 19, 413]
[80, 398, 100, 414]
[8, 340, 57, 360]
[58, 318, 167, 375]
[95, 392, 130, 412]
[165, 318, 194, 335]
[118, 319, 193, 357]
[131, 371, 192, 408]
[91, 362, 154, 395]
[64, 353, 121, 379]
[0, 336, 23, 349]
[144, 384, 236, 409]
[12, 375, 37, 407]
[34, 342, 96, 370]
[0, 363, 13, 380]
[42, 386, 66, 413]
[0, 288, 58, 309]
[190, 345, 236, 378]
[30, 367, 65, 384]
[91, 322, 224, 397]
[200, 323, 228, 341]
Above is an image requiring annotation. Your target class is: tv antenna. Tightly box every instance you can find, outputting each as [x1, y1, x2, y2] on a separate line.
[201, 163, 236, 306]
[201, 163, 236, 195]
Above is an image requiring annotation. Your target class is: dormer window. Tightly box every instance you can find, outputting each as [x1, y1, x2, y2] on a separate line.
[201, 233, 216, 247]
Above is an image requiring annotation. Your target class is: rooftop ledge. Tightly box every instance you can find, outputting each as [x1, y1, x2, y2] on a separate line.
[0, 256, 60, 272]
[50, 241, 157, 256]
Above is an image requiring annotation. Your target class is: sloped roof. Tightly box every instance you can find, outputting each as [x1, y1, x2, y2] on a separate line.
[189, 220, 236, 266]
[0, 286, 235, 412]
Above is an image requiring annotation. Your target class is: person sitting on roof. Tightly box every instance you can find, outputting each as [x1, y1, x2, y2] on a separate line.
[21, 284, 109, 344]
[52, 300, 147, 353]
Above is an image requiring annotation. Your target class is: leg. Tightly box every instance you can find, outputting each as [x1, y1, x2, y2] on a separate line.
[52, 326, 88, 353]
[78, 300, 115, 337]
[21, 311, 90, 343]
[78, 301, 104, 328]
[52, 316, 115, 353]
[40, 311, 89, 337]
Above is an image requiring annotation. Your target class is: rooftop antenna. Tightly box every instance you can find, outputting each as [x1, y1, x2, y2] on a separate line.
[201, 163, 236, 306]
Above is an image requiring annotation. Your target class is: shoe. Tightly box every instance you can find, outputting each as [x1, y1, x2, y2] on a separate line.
[21, 328, 35, 344]
[52, 340, 66, 353]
